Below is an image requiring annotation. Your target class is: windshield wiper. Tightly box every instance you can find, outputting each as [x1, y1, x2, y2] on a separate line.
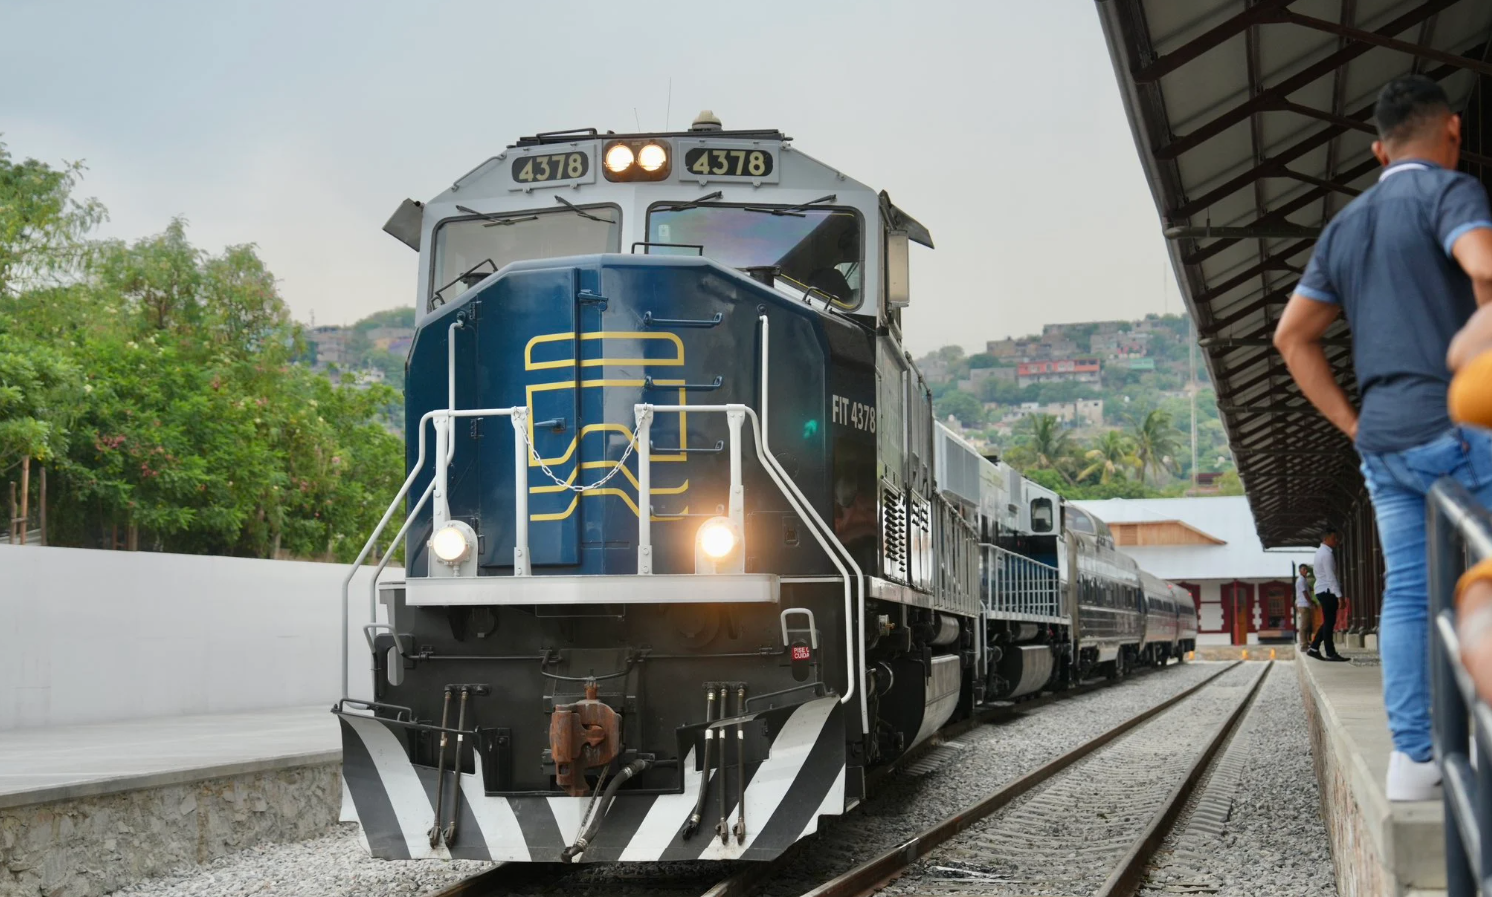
[554, 195, 615, 224]
[660, 191, 723, 211]
[742, 194, 837, 217]
[455, 205, 540, 228]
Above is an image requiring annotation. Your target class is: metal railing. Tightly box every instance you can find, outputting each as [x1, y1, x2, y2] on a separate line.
[934, 502, 979, 619]
[981, 544, 1064, 622]
[1429, 477, 1492, 897]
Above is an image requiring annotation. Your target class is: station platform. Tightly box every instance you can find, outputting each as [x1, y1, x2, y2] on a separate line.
[1297, 652, 1446, 897]
[0, 706, 342, 897]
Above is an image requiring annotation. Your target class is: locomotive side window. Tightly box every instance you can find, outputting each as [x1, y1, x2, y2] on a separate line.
[430, 205, 620, 308]
[1030, 498, 1054, 533]
[646, 203, 863, 310]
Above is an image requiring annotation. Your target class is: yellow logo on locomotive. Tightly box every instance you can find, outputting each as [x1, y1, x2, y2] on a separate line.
[523, 330, 693, 521]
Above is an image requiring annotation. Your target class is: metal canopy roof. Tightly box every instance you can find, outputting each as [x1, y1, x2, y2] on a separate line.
[1097, 0, 1492, 547]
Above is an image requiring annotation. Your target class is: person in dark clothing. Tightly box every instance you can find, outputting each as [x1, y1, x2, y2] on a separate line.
[1308, 530, 1349, 662]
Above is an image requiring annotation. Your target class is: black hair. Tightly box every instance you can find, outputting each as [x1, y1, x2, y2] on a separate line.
[1374, 75, 1451, 143]
[1323, 528, 1341, 541]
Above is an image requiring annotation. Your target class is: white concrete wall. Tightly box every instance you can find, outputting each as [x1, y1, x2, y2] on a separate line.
[1, 545, 399, 730]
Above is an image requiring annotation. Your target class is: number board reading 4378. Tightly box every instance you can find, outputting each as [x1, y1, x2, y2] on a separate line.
[679, 143, 779, 183]
[510, 151, 591, 186]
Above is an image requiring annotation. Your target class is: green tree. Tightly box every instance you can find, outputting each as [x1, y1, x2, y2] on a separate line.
[0, 143, 105, 297]
[1129, 408, 1183, 486]
[935, 389, 986, 427]
[1007, 414, 1076, 481]
[1215, 470, 1245, 496]
[0, 147, 404, 560]
[1079, 430, 1138, 484]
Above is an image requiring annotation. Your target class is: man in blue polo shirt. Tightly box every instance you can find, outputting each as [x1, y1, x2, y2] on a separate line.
[1275, 75, 1492, 801]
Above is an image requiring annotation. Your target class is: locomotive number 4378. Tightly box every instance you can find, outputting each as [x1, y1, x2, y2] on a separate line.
[832, 395, 876, 433]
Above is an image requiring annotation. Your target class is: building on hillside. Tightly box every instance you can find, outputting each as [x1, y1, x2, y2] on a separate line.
[367, 326, 415, 350]
[1072, 497, 1314, 647]
[1016, 358, 1101, 388]
[920, 357, 952, 381]
[969, 366, 1015, 384]
[1073, 398, 1103, 426]
[1090, 331, 1151, 356]
[1135, 316, 1179, 335]
[998, 399, 1103, 426]
[1041, 337, 1079, 358]
[306, 326, 351, 369]
[986, 338, 1021, 359]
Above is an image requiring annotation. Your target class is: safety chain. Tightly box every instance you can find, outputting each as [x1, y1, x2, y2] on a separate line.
[517, 419, 640, 493]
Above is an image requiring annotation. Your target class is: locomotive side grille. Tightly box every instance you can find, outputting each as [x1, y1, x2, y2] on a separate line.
[882, 484, 908, 583]
[908, 493, 933, 593]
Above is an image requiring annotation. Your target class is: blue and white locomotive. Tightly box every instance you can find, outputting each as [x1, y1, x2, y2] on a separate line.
[336, 113, 1198, 865]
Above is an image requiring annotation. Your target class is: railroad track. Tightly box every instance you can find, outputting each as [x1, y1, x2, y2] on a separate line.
[801, 660, 1267, 897]
[425, 660, 1232, 897]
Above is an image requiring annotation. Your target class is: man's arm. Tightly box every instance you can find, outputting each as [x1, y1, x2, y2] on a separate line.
[1453, 228, 1492, 308]
[1447, 229, 1492, 370]
[1274, 294, 1359, 440]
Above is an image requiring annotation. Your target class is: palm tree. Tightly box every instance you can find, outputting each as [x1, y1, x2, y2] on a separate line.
[1008, 414, 1076, 482]
[1128, 409, 1183, 486]
[1080, 430, 1138, 484]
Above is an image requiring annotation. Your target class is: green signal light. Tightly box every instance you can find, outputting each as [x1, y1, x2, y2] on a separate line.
[803, 419, 819, 439]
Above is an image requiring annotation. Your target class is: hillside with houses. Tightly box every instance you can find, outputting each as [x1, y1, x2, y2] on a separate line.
[919, 314, 1240, 498]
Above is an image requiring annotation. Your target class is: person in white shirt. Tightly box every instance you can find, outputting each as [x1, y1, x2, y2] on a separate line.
[1308, 531, 1349, 662]
[1295, 564, 1315, 651]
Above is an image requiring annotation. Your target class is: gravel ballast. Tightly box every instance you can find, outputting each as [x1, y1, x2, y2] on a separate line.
[105, 662, 1231, 897]
[757, 660, 1225, 896]
[1140, 661, 1336, 897]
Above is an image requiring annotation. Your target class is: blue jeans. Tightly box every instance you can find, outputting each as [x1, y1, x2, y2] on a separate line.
[1360, 426, 1492, 762]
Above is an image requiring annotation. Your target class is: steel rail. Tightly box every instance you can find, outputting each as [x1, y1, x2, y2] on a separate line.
[788, 661, 1246, 897]
[1093, 662, 1273, 897]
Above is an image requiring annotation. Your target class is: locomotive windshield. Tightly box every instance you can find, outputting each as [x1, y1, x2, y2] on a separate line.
[646, 204, 863, 309]
[430, 205, 620, 307]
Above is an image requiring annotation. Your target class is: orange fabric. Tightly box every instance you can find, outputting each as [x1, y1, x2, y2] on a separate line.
[1456, 557, 1492, 610]
[1449, 351, 1492, 428]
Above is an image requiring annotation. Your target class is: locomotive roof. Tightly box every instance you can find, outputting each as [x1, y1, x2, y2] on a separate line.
[512, 127, 788, 147]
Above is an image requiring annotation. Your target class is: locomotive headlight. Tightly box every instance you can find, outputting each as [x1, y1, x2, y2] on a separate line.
[697, 517, 739, 560]
[637, 143, 668, 172]
[604, 143, 635, 173]
[431, 525, 472, 565]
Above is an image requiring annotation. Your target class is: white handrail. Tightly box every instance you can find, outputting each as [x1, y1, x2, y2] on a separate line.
[637, 401, 860, 723]
[756, 314, 868, 731]
[340, 405, 527, 699]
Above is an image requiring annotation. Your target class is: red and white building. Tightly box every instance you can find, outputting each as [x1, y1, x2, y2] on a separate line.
[1072, 496, 1315, 646]
[1016, 358, 1102, 388]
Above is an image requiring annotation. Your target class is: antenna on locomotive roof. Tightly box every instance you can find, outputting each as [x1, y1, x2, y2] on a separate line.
[634, 108, 642, 131]
[665, 76, 672, 131]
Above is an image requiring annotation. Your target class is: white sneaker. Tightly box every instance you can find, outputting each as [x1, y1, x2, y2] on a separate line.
[1386, 750, 1442, 801]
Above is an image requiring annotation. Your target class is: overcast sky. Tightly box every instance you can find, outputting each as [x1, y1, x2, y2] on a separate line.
[1, 0, 1184, 356]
